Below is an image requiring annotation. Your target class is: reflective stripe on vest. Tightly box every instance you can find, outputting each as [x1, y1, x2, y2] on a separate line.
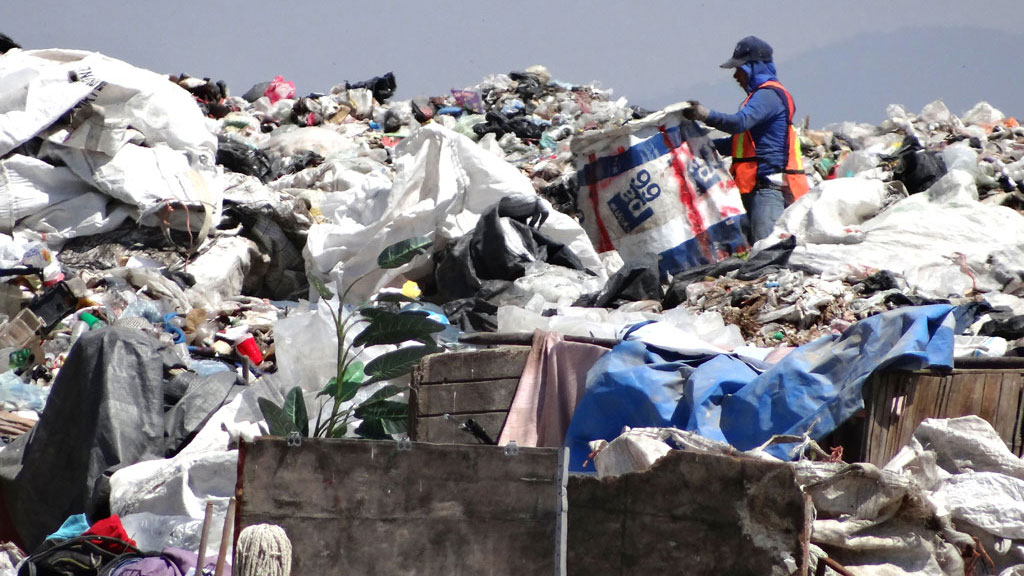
[729, 80, 809, 200]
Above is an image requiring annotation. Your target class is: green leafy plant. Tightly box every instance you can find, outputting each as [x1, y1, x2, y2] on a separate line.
[258, 235, 443, 439]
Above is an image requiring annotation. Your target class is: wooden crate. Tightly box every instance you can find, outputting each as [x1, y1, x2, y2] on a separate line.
[863, 369, 1024, 466]
[410, 346, 530, 444]
[236, 437, 568, 576]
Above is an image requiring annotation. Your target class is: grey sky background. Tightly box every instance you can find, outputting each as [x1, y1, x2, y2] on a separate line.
[4, 1, 1022, 127]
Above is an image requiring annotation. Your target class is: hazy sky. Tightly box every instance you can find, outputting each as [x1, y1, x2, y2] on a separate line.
[4, 1, 1022, 126]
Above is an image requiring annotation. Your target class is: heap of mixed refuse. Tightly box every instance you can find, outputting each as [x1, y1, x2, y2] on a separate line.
[1, 45, 1024, 575]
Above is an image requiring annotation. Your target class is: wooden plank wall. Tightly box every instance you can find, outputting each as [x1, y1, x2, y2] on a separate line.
[411, 346, 530, 444]
[864, 370, 1024, 466]
[237, 437, 567, 576]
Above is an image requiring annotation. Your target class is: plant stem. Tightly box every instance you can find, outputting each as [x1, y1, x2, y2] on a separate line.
[318, 271, 372, 438]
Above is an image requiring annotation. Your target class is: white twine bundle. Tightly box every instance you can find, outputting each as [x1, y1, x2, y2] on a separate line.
[233, 523, 292, 576]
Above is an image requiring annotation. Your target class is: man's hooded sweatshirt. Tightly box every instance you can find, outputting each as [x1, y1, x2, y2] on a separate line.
[705, 61, 791, 181]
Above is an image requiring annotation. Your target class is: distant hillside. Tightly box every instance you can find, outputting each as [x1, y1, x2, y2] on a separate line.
[649, 27, 1023, 128]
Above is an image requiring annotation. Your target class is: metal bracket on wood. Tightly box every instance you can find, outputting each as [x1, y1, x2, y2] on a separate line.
[286, 431, 302, 447]
[504, 440, 519, 457]
[397, 437, 413, 451]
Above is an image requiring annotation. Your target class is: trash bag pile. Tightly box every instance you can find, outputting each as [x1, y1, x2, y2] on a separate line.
[1, 42, 1024, 574]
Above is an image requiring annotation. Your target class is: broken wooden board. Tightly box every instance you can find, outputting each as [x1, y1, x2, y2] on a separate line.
[567, 450, 807, 576]
[237, 437, 567, 575]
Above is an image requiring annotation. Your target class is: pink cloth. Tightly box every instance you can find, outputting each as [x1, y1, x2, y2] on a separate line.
[498, 330, 608, 448]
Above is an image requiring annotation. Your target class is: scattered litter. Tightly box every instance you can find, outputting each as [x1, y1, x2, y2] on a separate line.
[1, 42, 1023, 574]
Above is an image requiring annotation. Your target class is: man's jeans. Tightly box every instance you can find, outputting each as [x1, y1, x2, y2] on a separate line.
[742, 188, 785, 244]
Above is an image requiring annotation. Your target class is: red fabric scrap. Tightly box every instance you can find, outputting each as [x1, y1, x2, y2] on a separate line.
[83, 514, 137, 554]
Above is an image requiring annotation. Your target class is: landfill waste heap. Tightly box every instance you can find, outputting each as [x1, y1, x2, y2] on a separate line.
[0, 42, 1021, 576]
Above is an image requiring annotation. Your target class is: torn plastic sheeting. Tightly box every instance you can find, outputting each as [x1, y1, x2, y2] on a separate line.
[220, 203, 308, 301]
[804, 416, 1024, 575]
[0, 49, 223, 244]
[43, 141, 219, 218]
[270, 152, 390, 195]
[163, 370, 243, 454]
[182, 235, 260, 307]
[572, 102, 748, 278]
[13, 189, 136, 244]
[0, 49, 97, 157]
[305, 123, 601, 302]
[260, 125, 366, 159]
[564, 304, 958, 471]
[109, 385, 267, 554]
[772, 170, 1024, 298]
[9, 49, 217, 164]
[496, 298, 657, 340]
[0, 155, 98, 232]
[621, 319, 735, 356]
[0, 154, 137, 244]
[272, 298, 407, 411]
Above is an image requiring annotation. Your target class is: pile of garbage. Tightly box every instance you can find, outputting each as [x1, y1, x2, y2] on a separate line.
[0, 41, 1024, 574]
[591, 416, 1024, 575]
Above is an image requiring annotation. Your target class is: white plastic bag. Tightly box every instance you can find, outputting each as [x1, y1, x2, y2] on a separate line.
[305, 123, 601, 302]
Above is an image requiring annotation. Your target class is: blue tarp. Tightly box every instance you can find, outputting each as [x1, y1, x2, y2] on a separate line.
[565, 304, 958, 471]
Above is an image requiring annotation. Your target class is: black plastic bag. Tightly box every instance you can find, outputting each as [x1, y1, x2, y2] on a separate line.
[216, 139, 275, 182]
[434, 202, 585, 301]
[891, 135, 946, 194]
[0, 33, 20, 54]
[346, 71, 397, 103]
[575, 264, 662, 308]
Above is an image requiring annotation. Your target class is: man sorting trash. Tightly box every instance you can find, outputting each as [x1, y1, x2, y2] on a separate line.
[683, 35, 809, 243]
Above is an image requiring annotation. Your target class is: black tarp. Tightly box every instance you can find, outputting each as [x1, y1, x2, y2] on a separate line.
[0, 327, 178, 550]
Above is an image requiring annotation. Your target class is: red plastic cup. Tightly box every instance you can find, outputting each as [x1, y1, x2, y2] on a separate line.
[235, 335, 263, 365]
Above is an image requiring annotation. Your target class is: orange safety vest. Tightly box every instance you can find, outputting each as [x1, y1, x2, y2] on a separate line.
[730, 80, 809, 200]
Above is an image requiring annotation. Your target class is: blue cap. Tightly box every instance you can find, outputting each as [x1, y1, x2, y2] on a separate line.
[720, 36, 773, 68]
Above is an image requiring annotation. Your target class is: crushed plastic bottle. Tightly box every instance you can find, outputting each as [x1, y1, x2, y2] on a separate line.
[0, 370, 48, 412]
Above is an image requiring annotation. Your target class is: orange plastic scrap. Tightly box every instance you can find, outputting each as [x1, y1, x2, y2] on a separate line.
[1004, 117, 1019, 128]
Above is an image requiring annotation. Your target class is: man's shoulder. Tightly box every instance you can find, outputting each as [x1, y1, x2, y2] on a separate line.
[747, 86, 787, 112]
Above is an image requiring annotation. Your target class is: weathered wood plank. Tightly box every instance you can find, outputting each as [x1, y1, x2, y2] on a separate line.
[979, 372, 1002, 424]
[418, 347, 530, 383]
[864, 370, 1024, 466]
[863, 373, 887, 466]
[414, 411, 508, 444]
[237, 438, 565, 576]
[567, 450, 806, 576]
[415, 378, 520, 416]
[995, 373, 1024, 456]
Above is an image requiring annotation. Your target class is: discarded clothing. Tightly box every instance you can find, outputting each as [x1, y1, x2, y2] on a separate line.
[497, 330, 607, 448]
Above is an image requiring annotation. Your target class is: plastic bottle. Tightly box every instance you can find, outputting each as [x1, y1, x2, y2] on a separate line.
[8, 348, 32, 370]
[0, 370, 49, 411]
[79, 312, 107, 330]
[69, 321, 89, 346]
[120, 298, 162, 323]
[192, 322, 216, 346]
